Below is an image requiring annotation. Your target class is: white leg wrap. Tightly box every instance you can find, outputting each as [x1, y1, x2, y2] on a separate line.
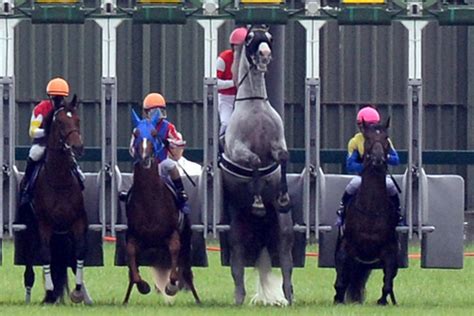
[43, 265, 54, 291]
[25, 286, 32, 303]
[75, 260, 84, 286]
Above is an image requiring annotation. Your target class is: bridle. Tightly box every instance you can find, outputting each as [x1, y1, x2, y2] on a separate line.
[50, 107, 81, 153]
[235, 27, 272, 103]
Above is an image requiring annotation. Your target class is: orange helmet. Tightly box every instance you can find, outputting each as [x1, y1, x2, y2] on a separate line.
[46, 77, 69, 96]
[143, 93, 166, 110]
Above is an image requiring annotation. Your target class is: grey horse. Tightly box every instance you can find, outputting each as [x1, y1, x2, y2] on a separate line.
[220, 25, 294, 306]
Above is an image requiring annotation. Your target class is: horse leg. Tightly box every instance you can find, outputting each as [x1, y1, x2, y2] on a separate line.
[38, 223, 55, 304]
[124, 237, 150, 303]
[69, 222, 87, 304]
[165, 230, 181, 296]
[278, 211, 294, 305]
[229, 218, 246, 305]
[24, 265, 34, 303]
[333, 244, 351, 304]
[377, 247, 399, 305]
[250, 170, 265, 214]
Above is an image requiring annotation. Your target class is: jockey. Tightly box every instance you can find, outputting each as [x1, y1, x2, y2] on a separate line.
[19, 77, 85, 206]
[125, 93, 189, 208]
[216, 27, 247, 136]
[337, 106, 403, 225]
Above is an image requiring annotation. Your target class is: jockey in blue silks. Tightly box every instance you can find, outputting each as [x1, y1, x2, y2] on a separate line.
[337, 106, 403, 226]
[123, 93, 189, 211]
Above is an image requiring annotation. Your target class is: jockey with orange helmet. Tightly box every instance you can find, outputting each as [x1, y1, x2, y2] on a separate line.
[19, 77, 85, 206]
[125, 93, 189, 208]
[216, 26, 247, 136]
[337, 106, 402, 225]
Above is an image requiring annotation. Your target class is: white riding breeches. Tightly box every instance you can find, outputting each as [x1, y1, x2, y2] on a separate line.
[29, 144, 46, 161]
[218, 94, 235, 135]
[345, 175, 398, 196]
[159, 158, 178, 178]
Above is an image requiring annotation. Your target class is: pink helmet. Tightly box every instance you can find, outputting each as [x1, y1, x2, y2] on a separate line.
[229, 27, 247, 45]
[357, 106, 380, 124]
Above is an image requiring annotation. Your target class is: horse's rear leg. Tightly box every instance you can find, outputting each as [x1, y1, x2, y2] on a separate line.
[230, 243, 246, 305]
[333, 246, 351, 304]
[38, 224, 56, 304]
[278, 212, 294, 305]
[377, 248, 398, 305]
[70, 222, 87, 303]
[165, 231, 181, 296]
[124, 237, 150, 304]
[24, 265, 34, 303]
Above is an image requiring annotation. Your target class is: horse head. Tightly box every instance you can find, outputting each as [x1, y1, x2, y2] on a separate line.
[244, 25, 273, 72]
[47, 94, 84, 157]
[362, 118, 391, 171]
[130, 109, 163, 169]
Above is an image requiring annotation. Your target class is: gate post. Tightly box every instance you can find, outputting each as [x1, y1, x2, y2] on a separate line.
[0, 18, 20, 245]
[94, 17, 123, 237]
[197, 18, 224, 238]
[401, 20, 429, 239]
[298, 20, 329, 240]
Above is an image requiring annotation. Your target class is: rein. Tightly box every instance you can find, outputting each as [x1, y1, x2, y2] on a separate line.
[234, 62, 267, 103]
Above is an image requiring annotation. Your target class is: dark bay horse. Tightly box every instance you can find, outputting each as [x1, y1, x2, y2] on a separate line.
[221, 25, 293, 306]
[123, 110, 200, 305]
[334, 120, 399, 305]
[23, 95, 89, 304]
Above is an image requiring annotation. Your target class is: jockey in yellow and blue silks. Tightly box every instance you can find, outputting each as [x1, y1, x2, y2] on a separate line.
[337, 106, 403, 225]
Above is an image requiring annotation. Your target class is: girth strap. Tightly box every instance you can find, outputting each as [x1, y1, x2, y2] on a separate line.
[218, 153, 279, 180]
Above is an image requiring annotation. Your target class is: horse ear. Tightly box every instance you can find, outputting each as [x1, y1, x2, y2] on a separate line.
[385, 117, 391, 129]
[70, 94, 78, 108]
[131, 109, 141, 128]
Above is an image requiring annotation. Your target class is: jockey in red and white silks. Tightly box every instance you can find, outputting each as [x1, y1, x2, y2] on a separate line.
[217, 27, 247, 136]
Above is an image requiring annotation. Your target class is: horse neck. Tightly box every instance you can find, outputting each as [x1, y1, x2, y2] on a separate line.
[45, 139, 74, 179]
[133, 161, 163, 194]
[358, 167, 389, 208]
[235, 52, 267, 101]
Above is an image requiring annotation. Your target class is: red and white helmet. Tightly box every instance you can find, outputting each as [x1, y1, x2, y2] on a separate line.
[357, 106, 380, 124]
[229, 27, 247, 45]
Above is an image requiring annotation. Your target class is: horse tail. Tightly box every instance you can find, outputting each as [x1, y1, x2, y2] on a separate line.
[250, 248, 288, 306]
[45, 233, 71, 303]
[346, 264, 371, 303]
[151, 267, 175, 304]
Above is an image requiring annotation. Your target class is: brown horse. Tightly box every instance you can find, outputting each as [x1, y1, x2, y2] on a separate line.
[334, 119, 399, 305]
[122, 110, 200, 304]
[23, 95, 88, 304]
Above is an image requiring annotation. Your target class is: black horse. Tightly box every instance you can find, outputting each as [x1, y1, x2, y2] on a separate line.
[334, 119, 399, 305]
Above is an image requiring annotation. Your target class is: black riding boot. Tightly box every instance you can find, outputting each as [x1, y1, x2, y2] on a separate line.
[172, 176, 188, 209]
[389, 194, 404, 225]
[20, 158, 39, 206]
[336, 191, 353, 226]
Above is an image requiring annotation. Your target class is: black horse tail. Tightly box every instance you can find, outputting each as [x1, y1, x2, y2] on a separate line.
[346, 264, 371, 303]
[44, 233, 72, 303]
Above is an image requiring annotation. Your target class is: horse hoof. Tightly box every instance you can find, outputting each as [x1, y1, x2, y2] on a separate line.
[377, 298, 388, 306]
[137, 281, 151, 295]
[43, 290, 57, 304]
[70, 290, 84, 304]
[165, 283, 179, 296]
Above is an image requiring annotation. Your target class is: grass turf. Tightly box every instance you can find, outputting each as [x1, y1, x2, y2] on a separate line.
[0, 241, 472, 315]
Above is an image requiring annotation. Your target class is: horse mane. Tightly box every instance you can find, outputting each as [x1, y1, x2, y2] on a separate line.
[42, 108, 56, 139]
